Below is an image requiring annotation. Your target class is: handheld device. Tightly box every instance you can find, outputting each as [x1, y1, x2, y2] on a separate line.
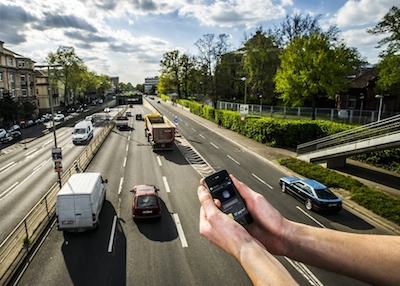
[204, 169, 253, 227]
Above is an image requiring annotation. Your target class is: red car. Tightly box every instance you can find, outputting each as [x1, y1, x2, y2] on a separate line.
[130, 184, 161, 220]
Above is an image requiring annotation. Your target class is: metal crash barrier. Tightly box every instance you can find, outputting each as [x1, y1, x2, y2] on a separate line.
[0, 107, 127, 285]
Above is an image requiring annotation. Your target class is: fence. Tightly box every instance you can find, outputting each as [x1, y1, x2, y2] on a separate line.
[0, 107, 126, 285]
[217, 101, 398, 125]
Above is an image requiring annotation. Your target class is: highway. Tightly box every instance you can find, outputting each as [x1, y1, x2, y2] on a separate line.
[4, 100, 394, 285]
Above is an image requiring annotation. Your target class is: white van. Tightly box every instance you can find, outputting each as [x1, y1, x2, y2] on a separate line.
[56, 173, 107, 232]
[72, 120, 93, 145]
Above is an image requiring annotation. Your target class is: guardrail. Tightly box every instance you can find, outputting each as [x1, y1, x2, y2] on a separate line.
[0, 107, 127, 285]
[297, 114, 400, 155]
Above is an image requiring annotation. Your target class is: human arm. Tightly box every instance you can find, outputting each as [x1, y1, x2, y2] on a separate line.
[197, 179, 298, 285]
[231, 175, 400, 286]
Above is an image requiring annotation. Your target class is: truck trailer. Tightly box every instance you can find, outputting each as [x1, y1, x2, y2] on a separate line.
[144, 113, 176, 150]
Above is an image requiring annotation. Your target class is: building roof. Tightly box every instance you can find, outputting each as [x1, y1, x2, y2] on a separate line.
[348, 67, 378, 89]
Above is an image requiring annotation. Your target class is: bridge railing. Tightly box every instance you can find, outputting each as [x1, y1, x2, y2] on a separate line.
[297, 114, 400, 155]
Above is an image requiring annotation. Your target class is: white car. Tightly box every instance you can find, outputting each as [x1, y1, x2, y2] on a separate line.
[54, 114, 65, 122]
[0, 128, 6, 138]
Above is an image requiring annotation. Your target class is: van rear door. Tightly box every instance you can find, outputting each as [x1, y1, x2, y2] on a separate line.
[75, 195, 93, 228]
[58, 196, 76, 228]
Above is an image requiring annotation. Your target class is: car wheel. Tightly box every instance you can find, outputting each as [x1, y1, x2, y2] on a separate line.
[305, 199, 313, 210]
[281, 182, 286, 193]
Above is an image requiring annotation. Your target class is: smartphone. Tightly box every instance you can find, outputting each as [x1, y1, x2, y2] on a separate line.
[204, 170, 253, 227]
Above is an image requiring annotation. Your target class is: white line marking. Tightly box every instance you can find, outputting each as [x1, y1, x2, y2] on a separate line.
[296, 206, 326, 228]
[0, 182, 19, 201]
[199, 134, 205, 139]
[33, 160, 47, 171]
[191, 127, 196, 132]
[162, 176, 171, 193]
[126, 144, 129, 152]
[227, 155, 240, 165]
[210, 142, 219, 149]
[185, 122, 189, 126]
[108, 215, 117, 252]
[0, 162, 15, 174]
[285, 257, 324, 286]
[173, 213, 188, 248]
[123, 157, 127, 167]
[252, 173, 273, 189]
[157, 156, 162, 166]
[25, 148, 38, 156]
[42, 139, 53, 147]
[118, 177, 124, 195]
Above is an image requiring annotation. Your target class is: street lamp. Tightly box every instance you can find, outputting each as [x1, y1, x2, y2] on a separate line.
[259, 94, 263, 116]
[359, 93, 364, 124]
[241, 77, 247, 104]
[375, 94, 384, 121]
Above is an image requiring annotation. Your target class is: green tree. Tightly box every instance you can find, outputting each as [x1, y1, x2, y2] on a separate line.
[243, 28, 281, 104]
[367, 6, 400, 54]
[274, 33, 361, 119]
[160, 50, 182, 97]
[375, 53, 400, 96]
[18, 100, 37, 120]
[0, 91, 19, 124]
[46, 46, 84, 105]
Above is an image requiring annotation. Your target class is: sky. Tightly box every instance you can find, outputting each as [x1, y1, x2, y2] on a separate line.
[0, 0, 399, 86]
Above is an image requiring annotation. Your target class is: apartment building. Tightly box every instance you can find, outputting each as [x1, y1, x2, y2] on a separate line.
[0, 41, 36, 102]
[144, 76, 158, 94]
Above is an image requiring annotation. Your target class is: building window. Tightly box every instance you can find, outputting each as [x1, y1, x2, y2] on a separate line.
[0, 72, 2, 81]
[21, 74, 26, 85]
[349, 98, 356, 109]
[10, 73, 14, 82]
[22, 89, 27, 97]
[18, 60, 25, 68]
[0, 88, 4, 97]
[12, 89, 15, 97]
[8, 58, 13, 67]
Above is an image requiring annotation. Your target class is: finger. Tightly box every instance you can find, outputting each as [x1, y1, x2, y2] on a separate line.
[197, 185, 219, 215]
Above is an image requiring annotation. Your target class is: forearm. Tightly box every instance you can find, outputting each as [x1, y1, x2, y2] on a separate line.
[284, 221, 400, 285]
[239, 240, 298, 286]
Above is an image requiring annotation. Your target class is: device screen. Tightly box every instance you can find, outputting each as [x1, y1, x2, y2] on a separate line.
[205, 170, 253, 226]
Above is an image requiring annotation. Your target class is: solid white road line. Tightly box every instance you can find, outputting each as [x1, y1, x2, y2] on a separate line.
[199, 134, 205, 139]
[284, 257, 324, 286]
[163, 176, 171, 193]
[296, 206, 326, 228]
[123, 157, 127, 168]
[0, 162, 16, 175]
[252, 173, 273, 189]
[108, 215, 118, 253]
[157, 156, 162, 166]
[173, 213, 188, 248]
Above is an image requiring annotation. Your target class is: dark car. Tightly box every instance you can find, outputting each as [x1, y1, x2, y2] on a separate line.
[130, 184, 161, 220]
[279, 177, 342, 212]
[135, 114, 143, 120]
[1, 131, 22, 144]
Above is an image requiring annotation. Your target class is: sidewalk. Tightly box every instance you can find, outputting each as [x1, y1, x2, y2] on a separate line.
[168, 102, 400, 234]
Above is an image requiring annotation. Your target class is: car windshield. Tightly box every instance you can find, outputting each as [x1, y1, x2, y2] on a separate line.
[137, 196, 157, 207]
[73, 128, 86, 134]
[315, 188, 337, 199]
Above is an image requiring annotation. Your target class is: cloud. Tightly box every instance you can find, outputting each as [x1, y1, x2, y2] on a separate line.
[37, 13, 98, 32]
[333, 0, 400, 28]
[64, 31, 111, 43]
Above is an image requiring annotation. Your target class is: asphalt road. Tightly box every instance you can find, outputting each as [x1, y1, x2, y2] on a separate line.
[12, 101, 398, 285]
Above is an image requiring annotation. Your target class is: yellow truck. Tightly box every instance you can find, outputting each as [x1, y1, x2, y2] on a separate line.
[144, 113, 176, 150]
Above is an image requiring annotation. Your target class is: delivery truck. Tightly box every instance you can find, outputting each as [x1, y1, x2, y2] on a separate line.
[56, 173, 107, 232]
[144, 113, 176, 150]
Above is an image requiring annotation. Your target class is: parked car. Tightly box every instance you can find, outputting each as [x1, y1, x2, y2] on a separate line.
[0, 128, 6, 138]
[279, 177, 342, 212]
[7, 124, 20, 133]
[54, 114, 65, 122]
[76, 107, 84, 113]
[25, 120, 34, 128]
[130, 184, 161, 220]
[104, 107, 110, 113]
[135, 113, 143, 121]
[1, 130, 22, 144]
[126, 111, 132, 117]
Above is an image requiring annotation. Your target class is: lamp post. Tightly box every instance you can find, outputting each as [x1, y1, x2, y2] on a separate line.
[375, 94, 384, 122]
[36, 64, 62, 188]
[241, 77, 247, 104]
[259, 94, 263, 116]
[359, 93, 364, 124]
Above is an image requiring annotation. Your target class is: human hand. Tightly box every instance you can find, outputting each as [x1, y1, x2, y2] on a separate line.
[228, 175, 289, 256]
[197, 178, 261, 259]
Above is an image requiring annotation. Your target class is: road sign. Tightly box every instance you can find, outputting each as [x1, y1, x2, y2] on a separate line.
[240, 104, 249, 115]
